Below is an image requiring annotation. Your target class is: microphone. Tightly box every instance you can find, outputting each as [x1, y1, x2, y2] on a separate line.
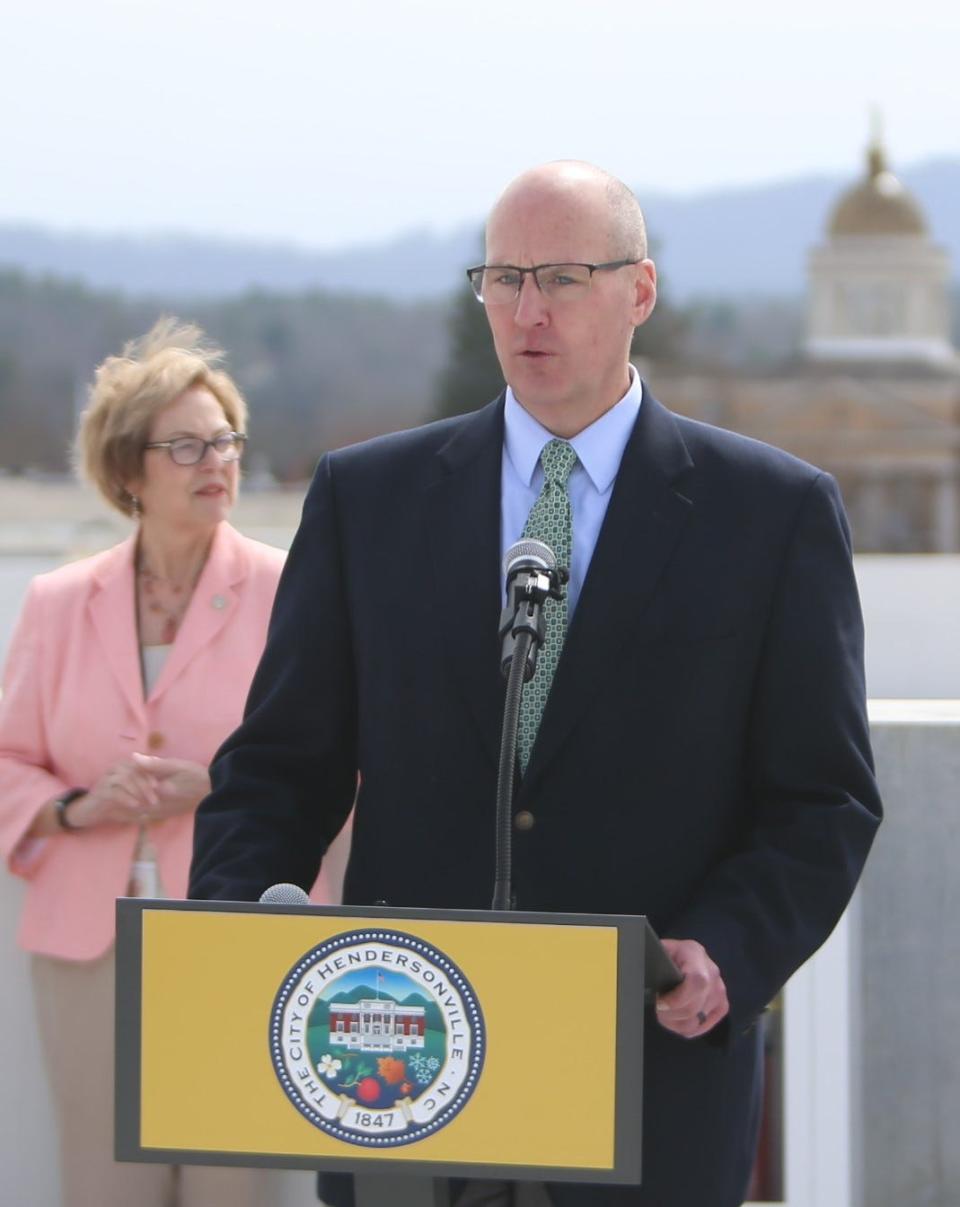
[259, 882, 310, 906]
[492, 540, 567, 911]
[504, 537, 557, 580]
[498, 539, 568, 679]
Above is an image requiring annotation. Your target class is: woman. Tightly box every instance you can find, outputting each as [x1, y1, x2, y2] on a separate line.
[0, 319, 308, 1206]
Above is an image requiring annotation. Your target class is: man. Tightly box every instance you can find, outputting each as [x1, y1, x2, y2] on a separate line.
[190, 162, 882, 1206]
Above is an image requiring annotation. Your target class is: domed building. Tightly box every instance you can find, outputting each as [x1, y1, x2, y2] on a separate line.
[649, 133, 960, 553]
[807, 139, 955, 363]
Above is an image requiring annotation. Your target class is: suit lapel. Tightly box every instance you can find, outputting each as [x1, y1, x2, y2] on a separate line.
[425, 400, 506, 767]
[520, 394, 695, 790]
[87, 536, 145, 723]
[148, 522, 247, 703]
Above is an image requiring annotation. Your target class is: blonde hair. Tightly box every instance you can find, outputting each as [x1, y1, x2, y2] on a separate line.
[76, 317, 248, 516]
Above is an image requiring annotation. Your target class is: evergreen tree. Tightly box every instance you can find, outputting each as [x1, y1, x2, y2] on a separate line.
[431, 283, 504, 420]
[631, 241, 688, 364]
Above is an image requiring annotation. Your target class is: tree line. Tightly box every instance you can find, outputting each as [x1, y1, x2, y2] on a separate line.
[0, 270, 448, 480]
[2, 258, 892, 481]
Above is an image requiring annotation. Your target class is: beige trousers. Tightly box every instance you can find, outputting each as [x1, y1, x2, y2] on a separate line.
[32, 949, 282, 1207]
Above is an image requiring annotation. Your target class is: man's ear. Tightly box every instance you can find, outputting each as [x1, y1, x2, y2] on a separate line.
[631, 259, 658, 327]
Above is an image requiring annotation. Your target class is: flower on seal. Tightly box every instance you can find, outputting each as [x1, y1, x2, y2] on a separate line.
[318, 1054, 342, 1080]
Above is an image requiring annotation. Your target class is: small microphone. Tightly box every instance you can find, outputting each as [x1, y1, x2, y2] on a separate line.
[259, 882, 310, 906]
[499, 539, 568, 679]
[503, 538, 557, 581]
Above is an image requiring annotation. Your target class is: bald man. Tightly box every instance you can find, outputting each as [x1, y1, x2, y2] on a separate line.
[191, 162, 881, 1206]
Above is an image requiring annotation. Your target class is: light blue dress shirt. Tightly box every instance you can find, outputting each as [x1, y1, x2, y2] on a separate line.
[500, 367, 643, 617]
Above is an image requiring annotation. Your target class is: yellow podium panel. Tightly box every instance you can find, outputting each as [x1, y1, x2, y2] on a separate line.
[117, 900, 658, 1185]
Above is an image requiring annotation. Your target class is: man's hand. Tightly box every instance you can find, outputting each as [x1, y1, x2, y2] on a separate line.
[655, 938, 729, 1038]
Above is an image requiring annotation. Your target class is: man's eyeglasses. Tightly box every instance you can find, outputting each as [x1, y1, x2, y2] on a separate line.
[143, 431, 247, 466]
[466, 260, 639, 305]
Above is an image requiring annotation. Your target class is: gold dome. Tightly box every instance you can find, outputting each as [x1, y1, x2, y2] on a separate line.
[828, 141, 926, 237]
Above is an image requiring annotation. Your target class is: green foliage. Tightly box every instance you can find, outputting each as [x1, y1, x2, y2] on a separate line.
[631, 240, 688, 365]
[0, 271, 448, 478]
[0, 233, 711, 479]
[631, 288, 689, 364]
[431, 285, 505, 420]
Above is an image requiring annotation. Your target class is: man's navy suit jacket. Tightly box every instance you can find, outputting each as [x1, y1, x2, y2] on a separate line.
[190, 392, 882, 1205]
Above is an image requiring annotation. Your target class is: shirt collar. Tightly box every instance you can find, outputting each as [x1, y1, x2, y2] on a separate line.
[503, 365, 643, 493]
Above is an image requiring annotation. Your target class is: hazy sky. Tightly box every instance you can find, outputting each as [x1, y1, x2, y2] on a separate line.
[4, 0, 958, 250]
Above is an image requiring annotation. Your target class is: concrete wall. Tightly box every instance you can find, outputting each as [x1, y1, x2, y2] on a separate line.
[0, 873, 60, 1205]
[856, 700, 960, 1207]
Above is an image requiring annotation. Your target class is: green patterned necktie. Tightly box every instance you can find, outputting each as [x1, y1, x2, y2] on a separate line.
[517, 438, 579, 772]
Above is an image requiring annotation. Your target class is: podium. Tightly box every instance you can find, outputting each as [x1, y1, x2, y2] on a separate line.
[115, 899, 680, 1198]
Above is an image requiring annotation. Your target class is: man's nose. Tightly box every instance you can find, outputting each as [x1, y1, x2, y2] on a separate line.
[512, 274, 549, 327]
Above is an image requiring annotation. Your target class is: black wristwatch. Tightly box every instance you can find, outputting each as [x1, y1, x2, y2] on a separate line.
[54, 788, 88, 831]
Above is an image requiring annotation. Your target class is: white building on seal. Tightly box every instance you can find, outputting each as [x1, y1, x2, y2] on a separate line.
[328, 999, 426, 1053]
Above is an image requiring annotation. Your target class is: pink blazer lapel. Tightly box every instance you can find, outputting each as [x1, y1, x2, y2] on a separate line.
[147, 523, 249, 704]
[87, 536, 145, 724]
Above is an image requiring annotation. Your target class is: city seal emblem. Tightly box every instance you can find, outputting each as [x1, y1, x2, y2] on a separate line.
[270, 929, 485, 1147]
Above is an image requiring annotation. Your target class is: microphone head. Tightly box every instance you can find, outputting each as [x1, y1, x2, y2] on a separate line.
[502, 538, 557, 577]
[259, 882, 310, 906]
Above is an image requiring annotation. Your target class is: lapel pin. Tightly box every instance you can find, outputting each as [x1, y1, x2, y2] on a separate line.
[211, 594, 227, 610]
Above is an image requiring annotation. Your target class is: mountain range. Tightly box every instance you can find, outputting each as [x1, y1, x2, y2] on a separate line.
[1, 158, 958, 302]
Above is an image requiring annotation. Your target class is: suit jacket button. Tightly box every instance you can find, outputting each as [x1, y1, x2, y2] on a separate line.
[147, 731, 165, 751]
[514, 810, 535, 832]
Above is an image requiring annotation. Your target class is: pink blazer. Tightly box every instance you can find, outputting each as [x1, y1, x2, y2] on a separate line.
[0, 522, 327, 960]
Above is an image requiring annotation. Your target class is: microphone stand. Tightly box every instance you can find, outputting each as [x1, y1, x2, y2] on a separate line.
[493, 565, 567, 911]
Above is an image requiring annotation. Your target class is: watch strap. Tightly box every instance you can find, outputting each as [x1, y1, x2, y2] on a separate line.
[54, 788, 88, 831]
